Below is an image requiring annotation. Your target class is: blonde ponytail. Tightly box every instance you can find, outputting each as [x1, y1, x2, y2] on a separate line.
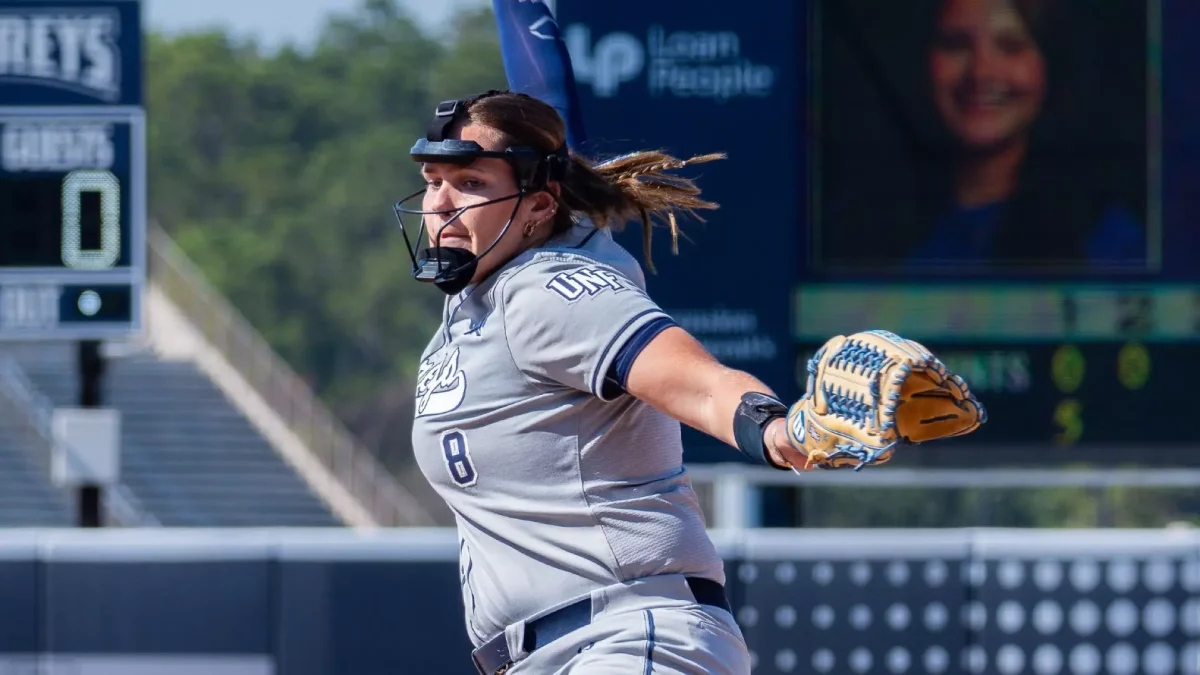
[462, 92, 725, 272]
[560, 150, 726, 273]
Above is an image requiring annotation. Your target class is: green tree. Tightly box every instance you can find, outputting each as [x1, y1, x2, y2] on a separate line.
[145, 0, 506, 471]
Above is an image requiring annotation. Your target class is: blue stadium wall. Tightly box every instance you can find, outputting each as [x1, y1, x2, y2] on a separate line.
[0, 528, 1196, 674]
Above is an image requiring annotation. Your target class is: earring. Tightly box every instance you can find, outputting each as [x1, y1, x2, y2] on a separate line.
[523, 220, 538, 237]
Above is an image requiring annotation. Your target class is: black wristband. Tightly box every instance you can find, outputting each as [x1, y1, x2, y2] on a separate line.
[733, 392, 790, 470]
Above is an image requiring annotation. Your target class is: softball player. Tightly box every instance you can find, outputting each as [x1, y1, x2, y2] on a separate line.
[392, 3, 796, 673]
[397, 87, 779, 674]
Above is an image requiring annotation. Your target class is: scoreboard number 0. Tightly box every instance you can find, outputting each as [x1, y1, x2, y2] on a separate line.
[61, 169, 121, 270]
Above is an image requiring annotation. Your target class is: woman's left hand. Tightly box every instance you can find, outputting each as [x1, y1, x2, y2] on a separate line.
[764, 417, 811, 472]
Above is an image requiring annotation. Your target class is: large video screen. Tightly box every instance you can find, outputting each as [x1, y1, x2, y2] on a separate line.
[557, 0, 1200, 465]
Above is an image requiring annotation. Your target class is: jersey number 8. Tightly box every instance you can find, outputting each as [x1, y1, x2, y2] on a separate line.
[441, 429, 478, 488]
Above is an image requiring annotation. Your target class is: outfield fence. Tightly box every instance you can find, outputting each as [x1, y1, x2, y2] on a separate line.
[0, 527, 1196, 674]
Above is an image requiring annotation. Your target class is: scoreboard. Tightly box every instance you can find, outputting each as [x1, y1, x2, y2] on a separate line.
[794, 285, 1200, 465]
[556, 0, 1200, 466]
[0, 0, 143, 340]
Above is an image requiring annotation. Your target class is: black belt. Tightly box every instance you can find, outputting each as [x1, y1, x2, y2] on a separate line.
[471, 576, 731, 675]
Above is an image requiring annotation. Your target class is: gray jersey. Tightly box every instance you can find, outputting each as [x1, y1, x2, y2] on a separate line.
[410, 222, 724, 646]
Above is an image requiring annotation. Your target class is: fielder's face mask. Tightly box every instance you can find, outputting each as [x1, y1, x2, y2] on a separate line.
[393, 91, 569, 296]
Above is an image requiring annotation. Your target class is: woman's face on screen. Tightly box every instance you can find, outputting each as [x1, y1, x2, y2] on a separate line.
[929, 0, 1047, 151]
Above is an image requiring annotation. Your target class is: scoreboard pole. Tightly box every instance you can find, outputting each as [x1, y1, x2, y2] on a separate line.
[77, 339, 105, 527]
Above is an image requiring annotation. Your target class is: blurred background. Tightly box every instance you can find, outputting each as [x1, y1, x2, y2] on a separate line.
[0, 0, 1197, 673]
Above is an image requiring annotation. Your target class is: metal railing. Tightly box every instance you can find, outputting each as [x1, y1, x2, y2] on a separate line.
[146, 223, 437, 527]
[688, 462, 1200, 529]
[0, 357, 158, 527]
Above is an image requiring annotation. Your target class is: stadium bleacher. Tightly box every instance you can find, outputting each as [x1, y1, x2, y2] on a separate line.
[0, 397, 73, 526]
[13, 352, 342, 527]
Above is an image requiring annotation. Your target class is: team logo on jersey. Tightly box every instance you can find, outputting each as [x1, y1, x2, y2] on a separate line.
[416, 347, 467, 417]
[545, 266, 629, 302]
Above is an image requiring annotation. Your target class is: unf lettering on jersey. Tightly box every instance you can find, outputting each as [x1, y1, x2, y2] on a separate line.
[545, 266, 629, 302]
[0, 12, 120, 100]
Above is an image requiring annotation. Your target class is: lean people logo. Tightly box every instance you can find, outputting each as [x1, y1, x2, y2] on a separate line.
[564, 23, 776, 101]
